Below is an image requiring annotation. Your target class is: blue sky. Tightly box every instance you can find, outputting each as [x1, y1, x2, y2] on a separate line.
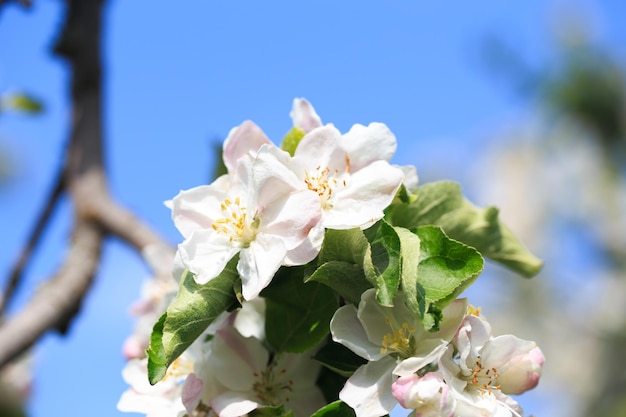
[1, 1, 625, 416]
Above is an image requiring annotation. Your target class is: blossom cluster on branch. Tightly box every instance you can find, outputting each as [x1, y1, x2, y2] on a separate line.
[118, 99, 544, 417]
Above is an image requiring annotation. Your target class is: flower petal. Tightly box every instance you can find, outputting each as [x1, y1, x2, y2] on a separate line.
[290, 98, 322, 133]
[170, 185, 228, 238]
[341, 122, 397, 170]
[331, 304, 387, 361]
[223, 120, 271, 172]
[325, 161, 404, 229]
[237, 234, 286, 300]
[339, 357, 397, 417]
[177, 229, 240, 285]
[210, 391, 259, 417]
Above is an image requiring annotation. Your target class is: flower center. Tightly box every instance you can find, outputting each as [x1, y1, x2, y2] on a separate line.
[211, 196, 258, 247]
[303, 165, 348, 209]
[380, 318, 415, 358]
[467, 358, 501, 394]
[252, 362, 294, 406]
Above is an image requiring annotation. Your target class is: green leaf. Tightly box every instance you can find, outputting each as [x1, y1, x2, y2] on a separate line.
[311, 401, 356, 417]
[416, 225, 484, 306]
[393, 226, 422, 317]
[314, 341, 368, 377]
[147, 262, 239, 384]
[1, 92, 43, 114]
[280, 126, 306, 156]
[264, 267, 339, 353]
[306, 261, 372, 305]
[363, 220, 401, 306]
[387, 181, 543, 277]
[318, 228, 370, 265]
[316, 366, 349, 403]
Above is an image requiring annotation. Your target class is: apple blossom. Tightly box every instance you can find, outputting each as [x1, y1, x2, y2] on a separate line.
[392, 372, 455, 417]
[117, 353, 195, 417]
[185, 315, 325, 417]
[438, 314, 544, 417]
[170, 145, 321, 300]
[330, 289, 467, 417]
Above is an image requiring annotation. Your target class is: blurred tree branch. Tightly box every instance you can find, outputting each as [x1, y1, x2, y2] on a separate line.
[0, 0, 173, 368]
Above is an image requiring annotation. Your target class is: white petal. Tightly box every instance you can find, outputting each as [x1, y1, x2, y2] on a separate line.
[393, 340, 449, 377]
[331, 304, 387, 361]
[325, 161, 404, 229]
[211, 391, 259, 417]
[340, 357, 397, 417]
[238, 234, 286, 300]
[178, 230, 240, 285]
[170, 185, 228, 238]
[223, 120, 271, 172]
[283, 221, 324, 265]
[260, 189, 322, 250]
[290, 98, 323, 133]
[341, 122, 397, 170]
[294, 124, 347, 172]
[234, 298, 266, 340]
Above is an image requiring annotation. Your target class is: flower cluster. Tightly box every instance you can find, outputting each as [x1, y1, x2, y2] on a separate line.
[118, 99, 544, 417]
[333, 289, 544, 417]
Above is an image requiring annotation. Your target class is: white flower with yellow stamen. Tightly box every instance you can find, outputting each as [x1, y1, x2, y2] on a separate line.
[330, 289, 466, 417]
[438, 314, 543, 417]
[170, 145, 321, 300]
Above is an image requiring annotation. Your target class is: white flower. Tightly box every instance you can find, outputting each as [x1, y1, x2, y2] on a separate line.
[330, 289, 466, 417]
[438, 314, 543, 417]
[188, 318, 325, 417]
[291, 123, 405, 230]
[117, 353, 195, 417]
[170, 145, 321, 300]
[391, 372, 455, 417]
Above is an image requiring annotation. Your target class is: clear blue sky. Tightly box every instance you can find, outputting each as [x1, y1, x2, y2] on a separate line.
[1, 1, 625, 416]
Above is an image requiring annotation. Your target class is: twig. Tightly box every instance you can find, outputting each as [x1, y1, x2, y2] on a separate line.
[0, 167, 65, 316]
[0, 221, 102, 367]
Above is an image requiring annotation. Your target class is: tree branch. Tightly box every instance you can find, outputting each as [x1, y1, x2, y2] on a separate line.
[0, 0, 173, 368]
[0, 166, 64, 316]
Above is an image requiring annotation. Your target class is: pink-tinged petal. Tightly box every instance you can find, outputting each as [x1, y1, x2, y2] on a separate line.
[325, 161, 404, 229]
[122, 335, 147, 360]
[223, 120, 271, 172]
[170, 185, 228, 238]
[177, 230, 240, 285]
[237, 234, 286, 300]
[283, 222, 324, 265]
[210, 391, 259, 417]
[489, 342, 544, 395]
[454, 315, 491, 374]
[331, 304, 387, 361]
[181, 373, 204, 414]
[341, 122, 397, 170]
[260, 189, 322, 250]
[481, 335, 537, 370]
[340, 357, 397, 417]
[393, 372, 455, 416]
[294, 124, 347, 172]
[290, 98, 322, 133]
[210, 325, 268, 391]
